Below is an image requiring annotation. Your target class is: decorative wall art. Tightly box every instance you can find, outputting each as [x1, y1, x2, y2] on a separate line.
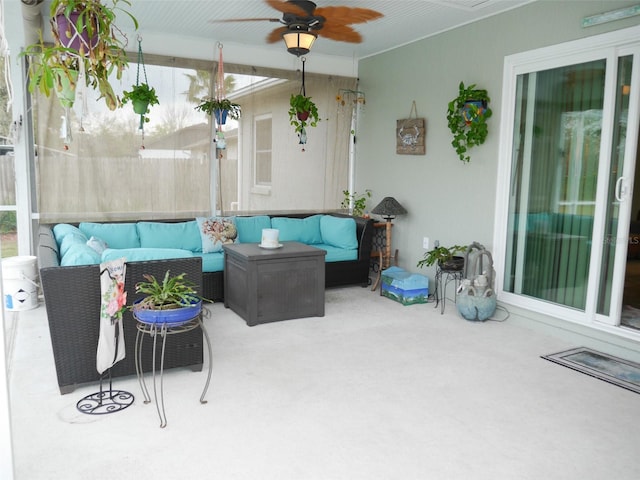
[396, 101, 426, 155]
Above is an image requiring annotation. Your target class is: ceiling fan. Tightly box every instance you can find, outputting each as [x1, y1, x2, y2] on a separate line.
[211, 0, 384, 55]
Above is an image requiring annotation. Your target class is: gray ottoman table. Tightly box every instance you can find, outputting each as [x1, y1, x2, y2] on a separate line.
[222, 241, 326, 326]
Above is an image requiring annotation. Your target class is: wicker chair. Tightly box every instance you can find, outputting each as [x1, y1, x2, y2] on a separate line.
[38, 233, 205, 394]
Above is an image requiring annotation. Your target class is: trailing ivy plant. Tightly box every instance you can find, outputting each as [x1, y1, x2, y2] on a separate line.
[447, 82, 492, 163]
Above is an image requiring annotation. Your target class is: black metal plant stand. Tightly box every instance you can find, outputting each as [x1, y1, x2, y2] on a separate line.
[434, 266, 464, 314]
[134, 312, 213, 428]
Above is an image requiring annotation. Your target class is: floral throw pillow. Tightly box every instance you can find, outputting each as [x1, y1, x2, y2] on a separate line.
[196, 217, 238, 253]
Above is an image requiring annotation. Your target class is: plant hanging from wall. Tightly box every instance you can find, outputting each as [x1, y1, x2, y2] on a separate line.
[288, 57, 319, 151]
[194, 43, 241, 154]
[121, 37, 159, 148]
[446, 81, 492, 163]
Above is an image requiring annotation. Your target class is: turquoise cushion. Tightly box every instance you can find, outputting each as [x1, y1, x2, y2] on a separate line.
[320, 215, 358, 249]
[60, 243, 101, 266]
[53, 224, 85, 246]
[137, 221, 202, 252]
[59, 232, 89, 257]
[196, 217, 238, 253]
[314, 244, 357, 262]
[101, 248, 193, 263]
[194, 252, 225, 272]
[79, 222, 140, 249]
[235, 215, 271, 243]
[271, 215, 323, 244]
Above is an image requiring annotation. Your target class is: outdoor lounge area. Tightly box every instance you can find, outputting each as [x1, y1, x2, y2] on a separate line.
[3, 1, 640, 479]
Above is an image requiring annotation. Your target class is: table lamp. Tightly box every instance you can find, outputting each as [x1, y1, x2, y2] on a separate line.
[371, 196, 407, 271]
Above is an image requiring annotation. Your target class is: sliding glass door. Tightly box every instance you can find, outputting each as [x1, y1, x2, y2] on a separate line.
[498, 28, 640, 329]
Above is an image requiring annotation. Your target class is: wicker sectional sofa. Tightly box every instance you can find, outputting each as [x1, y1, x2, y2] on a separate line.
[37, 212, 374, 394]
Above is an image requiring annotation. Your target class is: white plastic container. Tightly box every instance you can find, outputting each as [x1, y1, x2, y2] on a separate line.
[2, 256, 39, 311]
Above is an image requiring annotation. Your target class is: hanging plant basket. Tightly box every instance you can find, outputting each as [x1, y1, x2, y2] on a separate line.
[54, 12, 99, 52]
[132, 99, 149, 115]
[447, 82, 492, 163]
[288, 94, 319, 133]
[52, 67, 79, 108]
[214, 108, 229, 125]
[121, 39, 159, 138]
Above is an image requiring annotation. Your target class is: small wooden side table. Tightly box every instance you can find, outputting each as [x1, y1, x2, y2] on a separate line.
[371, 222, 398, 291]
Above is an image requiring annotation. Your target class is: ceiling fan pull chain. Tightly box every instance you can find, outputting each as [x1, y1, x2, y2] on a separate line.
[300, 56, 306, 96]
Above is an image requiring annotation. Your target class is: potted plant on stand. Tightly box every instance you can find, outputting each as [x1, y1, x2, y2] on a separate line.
[131, 271, 209, 325]
[417, 244, 466, 271]
[446, 81, 492, 163]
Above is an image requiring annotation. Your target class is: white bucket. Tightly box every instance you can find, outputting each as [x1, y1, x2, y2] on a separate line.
[2, 256, 39, 311]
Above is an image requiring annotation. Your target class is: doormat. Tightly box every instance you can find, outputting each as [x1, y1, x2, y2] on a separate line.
[542, 347, 640, 395]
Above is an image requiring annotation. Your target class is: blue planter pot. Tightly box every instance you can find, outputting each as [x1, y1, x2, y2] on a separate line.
[133, 298, 202, 326]
[462, 100, 487, 125]
[214, 109, 228, 125]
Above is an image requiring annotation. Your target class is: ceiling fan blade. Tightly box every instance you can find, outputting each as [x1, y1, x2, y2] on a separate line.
[209, 17, 281, 24]
[265, 0, 310, 17]
[318, 24, 362, 43]
[266, 26, 289, 44]
[314, 6, 383, 25]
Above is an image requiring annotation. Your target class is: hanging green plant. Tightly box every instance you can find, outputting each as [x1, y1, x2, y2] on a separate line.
[288, 93, 320, 133]
[288, 57, 319, 150]
[21, 0, 138, 111]
[194, 97, 242, 121]
[447, 81, 492, 163]
[122, 83, 159, 121]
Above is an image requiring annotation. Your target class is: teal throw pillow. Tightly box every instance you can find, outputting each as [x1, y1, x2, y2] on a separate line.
[101, 248, 193, 263]
[60, 243, 102, 266]
[59, 232, 89, 257]
[137, 221, 202, 252]
[196, 217, 238, 253]
[235, 215, 272, 243]
[53, 224, 85, 246]
[320, 215, 358, 250]
[271, 215, 323, 244]
[79, 222, 140, 249]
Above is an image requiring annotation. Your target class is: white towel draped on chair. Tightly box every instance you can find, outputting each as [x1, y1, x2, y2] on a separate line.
[96, 258, 127, 374]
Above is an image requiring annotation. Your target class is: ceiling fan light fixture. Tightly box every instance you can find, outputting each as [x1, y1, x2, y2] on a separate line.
[282, 28, 317, 56]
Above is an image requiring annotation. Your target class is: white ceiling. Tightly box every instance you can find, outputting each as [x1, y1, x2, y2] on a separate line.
[25, 0, 534, 74]
[35, 0, 533, 57]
